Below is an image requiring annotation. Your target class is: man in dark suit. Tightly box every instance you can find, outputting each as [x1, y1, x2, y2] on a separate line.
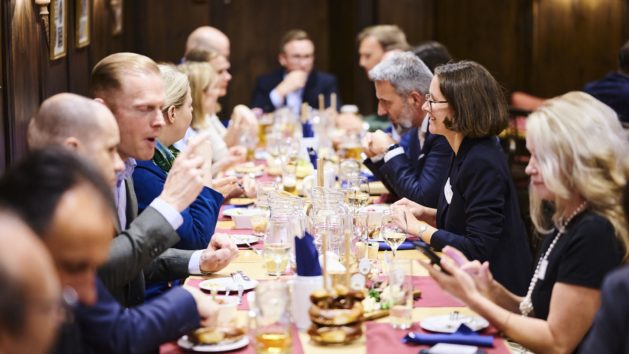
[362, 52, 451, 208]
[89, 53, 238, 307]
[0, 149, 219, 354]
[250, 29, 340, 114]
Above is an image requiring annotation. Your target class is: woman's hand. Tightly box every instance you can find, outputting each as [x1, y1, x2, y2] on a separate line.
[418, 252, 484, 305]
[442, 246, 497, 301]
[392, 198, 437, 225]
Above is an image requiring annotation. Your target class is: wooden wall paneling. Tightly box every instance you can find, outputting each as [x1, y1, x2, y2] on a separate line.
[67, 0, 91, 96]
[530, 0, 627, 97]
[376, 0, 435, 46]
[90, 0, 114, 68]
[134, 0, 212, 64]
[0, 0, 6, 170]
[8, 0, 43, 163]
[434, 0, 528, 95]
[329, 0, 377, 114]
[209, 0, 330, 116]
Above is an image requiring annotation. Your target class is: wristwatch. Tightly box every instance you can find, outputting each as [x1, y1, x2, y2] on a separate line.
[416, 223, 429, 237]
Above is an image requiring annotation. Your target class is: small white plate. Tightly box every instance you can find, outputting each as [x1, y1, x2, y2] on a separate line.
[177, 334, 249, 352]
[420, 314, 489, 333]
[200, 277, 258, 293]
[226, 233, 259, 246]
[222, 208, 265, 218]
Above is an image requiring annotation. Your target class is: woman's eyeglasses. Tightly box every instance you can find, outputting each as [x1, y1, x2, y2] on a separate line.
[425, 94, 448, 112]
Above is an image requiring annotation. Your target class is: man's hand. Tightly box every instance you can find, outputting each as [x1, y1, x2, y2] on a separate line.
[182, 286, 218, 327]
[369, 130, 396, 156]
[159, 133, 209, 212]
[224, 146, 247, 168]
[199, 234, 238, 274]
[211, 177, 244, 199]
[275, 70, 308, 98]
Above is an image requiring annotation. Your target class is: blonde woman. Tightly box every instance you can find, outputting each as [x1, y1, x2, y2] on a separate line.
[177, 61, 248, 174]
[422, 91, 629, 353]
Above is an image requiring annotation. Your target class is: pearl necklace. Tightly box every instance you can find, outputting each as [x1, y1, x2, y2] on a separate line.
[519, 201, 588, 316]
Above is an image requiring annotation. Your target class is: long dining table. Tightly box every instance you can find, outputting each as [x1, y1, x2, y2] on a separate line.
[159, 199, 515, 354]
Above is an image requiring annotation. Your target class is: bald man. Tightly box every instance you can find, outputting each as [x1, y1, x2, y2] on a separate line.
[28, 93, 237, 308]
[185, 26, 230, 58]
[0, 149, 219, 354]
[0, 212, 60, 354]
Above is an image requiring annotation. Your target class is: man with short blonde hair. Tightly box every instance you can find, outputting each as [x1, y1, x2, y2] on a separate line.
[357, 25, 409, 74]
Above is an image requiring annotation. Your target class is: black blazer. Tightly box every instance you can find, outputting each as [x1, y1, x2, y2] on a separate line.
[431, 137, 532, 295]
[363, 126, 452, 208]
[250, 68, 341, 113]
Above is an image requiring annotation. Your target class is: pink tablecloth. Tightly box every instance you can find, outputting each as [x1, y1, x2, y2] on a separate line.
[412, 276, 465, 308]
[365, 322, 510, 354]
[160, 326, 304, 354]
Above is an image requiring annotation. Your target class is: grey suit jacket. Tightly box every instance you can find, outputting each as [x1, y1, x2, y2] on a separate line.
[98, 177, 194, 307]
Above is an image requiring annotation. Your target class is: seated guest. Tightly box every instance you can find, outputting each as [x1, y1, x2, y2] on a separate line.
[361, 52, 451, 207]
[580, 181, 629, 353]
[393, 61, 532, 294]
[0, 212, 60, 354]
[357, 25, 409, 132]
[185, 26, 230, 58]
[133, 64, 224, 250]
[421, 91, 629, 353]
[0, 149, 220, 354]
[583, 39, 629, 123]
[250, 29, 341, 114]
[411, 40, 452, 73]
[178, 60, 249, 174]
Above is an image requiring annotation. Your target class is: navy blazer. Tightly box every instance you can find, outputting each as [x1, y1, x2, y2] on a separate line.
[51, 279, 199, 354]
[133, 159, 224, 250]
[363, 126, 452, 208]
[579, 266, 629, 353]
[432, 137, 532, 295]
[250, 68, 341, 113]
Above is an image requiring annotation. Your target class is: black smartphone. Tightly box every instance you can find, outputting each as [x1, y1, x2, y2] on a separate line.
[411, 240, 450, 274]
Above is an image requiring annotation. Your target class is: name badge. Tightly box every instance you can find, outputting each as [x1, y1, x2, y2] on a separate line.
[444, 178, 453, 204]
[538, 259, 548, 280]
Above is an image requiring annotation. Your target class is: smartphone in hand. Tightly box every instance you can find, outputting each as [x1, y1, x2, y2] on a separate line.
[411, 240, 450, 275]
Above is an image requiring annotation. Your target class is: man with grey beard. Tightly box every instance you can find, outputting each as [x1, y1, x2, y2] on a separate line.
[362, 52, 451, 207]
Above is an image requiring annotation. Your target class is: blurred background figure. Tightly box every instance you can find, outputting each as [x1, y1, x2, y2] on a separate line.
[250, 29, 341, 114]
[0, 212, 61, 354]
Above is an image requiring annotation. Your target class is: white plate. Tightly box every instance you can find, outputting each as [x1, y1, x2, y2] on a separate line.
[226, 233, 260, 246]
[177, 334, 249, 352]
[199, 277, 258, 293]
[222, 208, 265, 218]
[420, 314, 489, 333]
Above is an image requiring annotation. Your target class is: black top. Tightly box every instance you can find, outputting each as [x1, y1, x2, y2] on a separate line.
[579, 265, 629, 354]
[531, 211, 623, 320]
[432, 137, 532, 295]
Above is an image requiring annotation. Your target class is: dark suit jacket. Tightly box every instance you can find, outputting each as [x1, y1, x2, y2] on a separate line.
[250, 68, 341, 113]
[431, 137, 532, 295]
[363, 126, 452, 208]
[98, 177, 194, 307]
[579, 266, 629, 354]
[583, 72, 629, 123]
[50, 279, 199, 354]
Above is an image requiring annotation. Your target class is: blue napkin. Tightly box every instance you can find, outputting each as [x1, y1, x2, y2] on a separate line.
[302, 122, 314, 138]
[360, 170, 378, 182]
[402, 324, 494, 347]
[294, 232, 322, 276]
[379, 240, 415, 251]
[307, 147, 318, 168]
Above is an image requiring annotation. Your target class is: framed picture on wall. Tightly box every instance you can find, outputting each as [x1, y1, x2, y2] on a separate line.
[50, 0, 68, 59]
[75, 0, 90, 47]
[111, 0, 123, 36]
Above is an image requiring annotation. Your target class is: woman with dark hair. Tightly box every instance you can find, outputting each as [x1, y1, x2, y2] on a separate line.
[420, 91, 628, 353]
[393, 61, 532, 295]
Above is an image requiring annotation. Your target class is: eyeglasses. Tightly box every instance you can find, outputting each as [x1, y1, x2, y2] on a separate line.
[425, 94, 448, 112]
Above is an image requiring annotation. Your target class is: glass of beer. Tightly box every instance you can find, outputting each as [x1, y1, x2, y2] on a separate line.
[250, 281, 292, 354]
[387, 259, 414, 329]
[281, 161, 298, 195]
[263, 216, 291, 277]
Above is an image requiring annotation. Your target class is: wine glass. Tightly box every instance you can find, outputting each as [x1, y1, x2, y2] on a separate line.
[380, 212, 406, 259]
[342, 175, 370, 212]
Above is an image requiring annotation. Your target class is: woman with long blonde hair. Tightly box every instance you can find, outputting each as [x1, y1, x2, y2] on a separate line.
[423, 91, 629, 353]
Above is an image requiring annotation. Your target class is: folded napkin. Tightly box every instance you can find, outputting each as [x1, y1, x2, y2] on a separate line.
[402, 324, 494, 347]
[360, 170, 378, 182]
[302, 122, 314, 138]
[294, 232, 322, 276]
[379, 240, 415, 251]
